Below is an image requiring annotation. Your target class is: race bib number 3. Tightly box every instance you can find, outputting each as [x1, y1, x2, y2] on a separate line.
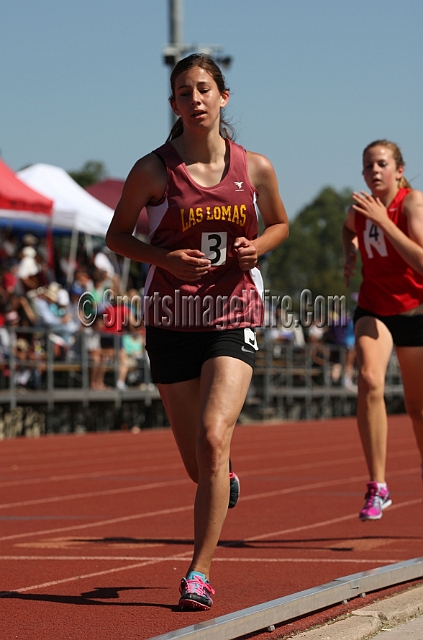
[201, 231, 227, 266]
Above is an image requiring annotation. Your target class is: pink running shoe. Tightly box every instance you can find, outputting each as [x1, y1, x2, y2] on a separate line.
[359, 482, 392, 521]
[179, 573, 215, 611]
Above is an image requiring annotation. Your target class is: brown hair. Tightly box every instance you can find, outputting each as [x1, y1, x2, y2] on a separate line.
[363, 139, 412, 189]
[167, 53, 234, 141]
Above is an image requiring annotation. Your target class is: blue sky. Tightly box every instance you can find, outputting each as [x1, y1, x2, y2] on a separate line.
[2, 0, 423, 220]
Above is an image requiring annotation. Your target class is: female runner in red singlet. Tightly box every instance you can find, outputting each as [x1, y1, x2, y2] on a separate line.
[106, 54, 288, 609]
[343, 139, 423, 521]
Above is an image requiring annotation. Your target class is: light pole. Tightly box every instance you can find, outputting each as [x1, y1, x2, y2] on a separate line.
[162, 0, 232, 128]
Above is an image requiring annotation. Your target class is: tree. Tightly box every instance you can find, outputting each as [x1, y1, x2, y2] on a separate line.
[267, 186, 361, 313]
[68, 161, 107, 188]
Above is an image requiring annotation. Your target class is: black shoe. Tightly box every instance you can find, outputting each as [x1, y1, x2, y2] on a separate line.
[228, 459, 240, 509]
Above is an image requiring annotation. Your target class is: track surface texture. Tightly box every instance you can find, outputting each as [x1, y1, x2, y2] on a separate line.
[1, 415, 422, 640]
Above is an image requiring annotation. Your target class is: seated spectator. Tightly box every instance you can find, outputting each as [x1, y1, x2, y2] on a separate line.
[92, 247, 120, 292]
[5, 292, 37, 328]
[322, 312, 356, 388]
[1, 259, 20, 298]
[65, 284, 85, 359]
[17, 246, 40, 291]
[85, 315, 114, 390]
[29, 283, 78, 349]
[121, 320, 146, 388]
[13, 337, 42, 389]
[306, 319, 326, 369]
[73, 268, 93, 293]
[1, 230, 19, 261]
[341, 315, 357, 391]
[269, 305, 295, 358]
[90, 271, 109, 307]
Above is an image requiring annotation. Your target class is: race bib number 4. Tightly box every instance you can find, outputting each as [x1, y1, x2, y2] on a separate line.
[364, 220, 388, 259]
[201, 231, 227, 266]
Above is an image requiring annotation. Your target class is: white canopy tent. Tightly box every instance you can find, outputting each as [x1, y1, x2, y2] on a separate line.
[17, 163, 114, 236]
[18, 164, 115, 283]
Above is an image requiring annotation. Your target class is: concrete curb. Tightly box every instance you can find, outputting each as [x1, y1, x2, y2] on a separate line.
[291, 584, 423, 639]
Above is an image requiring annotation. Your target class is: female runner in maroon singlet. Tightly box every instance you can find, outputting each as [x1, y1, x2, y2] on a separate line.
[106, 54, 288, 609]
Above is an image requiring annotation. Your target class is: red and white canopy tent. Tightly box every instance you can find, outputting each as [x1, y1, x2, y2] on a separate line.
[0, 158, 53, 224]
[86, 178, 150, 291]
[85, 178, 149, 235]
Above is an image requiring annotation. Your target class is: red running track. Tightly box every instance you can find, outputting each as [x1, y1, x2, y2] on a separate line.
[0, 415, 422, 640]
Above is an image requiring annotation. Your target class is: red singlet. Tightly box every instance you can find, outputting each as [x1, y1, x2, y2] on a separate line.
[355, 187, 423, 314]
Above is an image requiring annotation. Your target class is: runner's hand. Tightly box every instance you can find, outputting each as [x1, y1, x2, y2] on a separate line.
[352, 191, 388, 225]
[164, 249, 211, 281]
[234, 237, 258, 270]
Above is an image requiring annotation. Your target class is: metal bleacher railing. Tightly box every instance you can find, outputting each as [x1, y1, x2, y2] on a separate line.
[247, 329, 404, 421]
[0, 327, 404, 434]
[0, 326, 156, 409]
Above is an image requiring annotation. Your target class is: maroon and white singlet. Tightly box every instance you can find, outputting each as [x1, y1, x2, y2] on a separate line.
[144, 139, 264, 330]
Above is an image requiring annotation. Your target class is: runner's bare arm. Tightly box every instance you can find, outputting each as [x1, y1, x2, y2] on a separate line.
[342, 207, 358, 287]
[234, 152, 288, 270]
[106, 154, 211, 281]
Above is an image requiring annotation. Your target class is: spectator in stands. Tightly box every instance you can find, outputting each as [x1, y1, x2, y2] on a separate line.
[73, 268, 94, 293]
[82, 289, 129, 391]
[1, 259, 21, 301]
[17, 246, 40, 291]
[4, 292, 37, 329]
[86, 315, 113, 390]
[29, 283, 77, 349]
[121, 318, 147, 388]
[342, 314, 357, 391]
[13, 337, 41, 389]
[1, 230, 19, 261]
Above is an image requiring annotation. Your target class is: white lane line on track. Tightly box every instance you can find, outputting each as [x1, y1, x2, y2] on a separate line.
[0, 505, 194, 542]
[224, 467, 418, 507]
[0, 441, 176, 466]
[0, 456, 417, 512]
[0, 557, 189, 595]
[0, 440, 351, 469]
[0, 451, 179, 480]
[0, 456, 359, 490]
[0, 463, 414, 513]
[242, 498, 423, 542]
[0, 443, 415, 489]
[1, 475, 421, 543]
[0, 463, 184, 489]
[0, 478, 189, 510]
[0, 555, 399, 564]
[0, 556, 399, 597]
[0, 477, 366, 541]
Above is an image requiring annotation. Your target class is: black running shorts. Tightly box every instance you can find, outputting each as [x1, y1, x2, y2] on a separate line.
[145, 326, 258, 384]
[353, 306, 423, 347]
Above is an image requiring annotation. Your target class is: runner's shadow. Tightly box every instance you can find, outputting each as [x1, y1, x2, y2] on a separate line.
[70, 536, 194, 546]
[0, 587, 178, 610]
[76, 534, 421, 551]
[220, 534, 422, 550]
